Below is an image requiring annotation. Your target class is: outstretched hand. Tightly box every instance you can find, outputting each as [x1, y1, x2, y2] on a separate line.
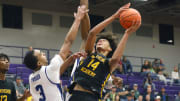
[74, 5, 89, 20]
[113, 3, 131, 18]
[125, 20, 141, 35]
[71, 51, 87, 60]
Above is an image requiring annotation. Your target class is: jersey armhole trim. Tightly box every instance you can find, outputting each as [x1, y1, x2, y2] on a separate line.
[45, 66, 59, 85]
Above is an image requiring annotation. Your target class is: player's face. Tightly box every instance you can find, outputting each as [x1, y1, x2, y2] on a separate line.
[34, 50, 48, 65]
[96, 39, 112, 52]
[0, 57, 10, 72]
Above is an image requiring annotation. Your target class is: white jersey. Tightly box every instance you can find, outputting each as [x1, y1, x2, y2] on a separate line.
[65, 58, 80, 101]
[29, 55, 64, 101]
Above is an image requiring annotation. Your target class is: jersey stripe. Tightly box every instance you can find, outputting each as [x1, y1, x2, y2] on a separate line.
[100, 73, 111, 98]
[45, 67, 64, 100]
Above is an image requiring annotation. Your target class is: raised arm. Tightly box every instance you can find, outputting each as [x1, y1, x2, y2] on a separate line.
[109, 21, 141, 72]
[60, 52, 86, 75]
[59, 5, 88, 60]
[80, 0, 90, 51]
[85, 3, 130, 54]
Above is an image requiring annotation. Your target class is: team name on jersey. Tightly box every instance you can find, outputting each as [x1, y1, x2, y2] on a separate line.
[0, 89, 11, 94]
[91, 55, 105, 63]
[31, 74, 41, 82]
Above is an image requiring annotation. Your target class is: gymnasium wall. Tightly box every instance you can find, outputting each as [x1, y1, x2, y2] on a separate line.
[0, 6, 179, 73]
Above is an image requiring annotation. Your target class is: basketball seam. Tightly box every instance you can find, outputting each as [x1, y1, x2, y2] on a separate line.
[120, 14, 138, 21]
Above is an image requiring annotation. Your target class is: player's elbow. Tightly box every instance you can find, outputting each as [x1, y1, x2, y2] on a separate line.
[110, 57, 120, 66]
[64, 37, 73, 45]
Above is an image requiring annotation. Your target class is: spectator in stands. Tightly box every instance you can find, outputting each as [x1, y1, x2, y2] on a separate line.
[152, 59, 160, 73]
[116, 80, 129, 101]
[127, 92, 134, 101]
[158, 87, 169, 101]
[122, 56, 133, 75]
[28, 46, 33, 51]
[175, 91, 180, 101]
[143, 73, 156, 90]
[155, 96, 161, 101]
[157, 71, 168, 85]
[0, 53, 30, 101]
[159, 59, 165, 72]
[171, 66, 180, 85]
[141, 60, 150, 72]
[138, 95, 143, 101]
[13, 76, 26, 99]
[103, 86, 118, 101]
[143, 87, 155, 101]
[133, 84, 140, 100]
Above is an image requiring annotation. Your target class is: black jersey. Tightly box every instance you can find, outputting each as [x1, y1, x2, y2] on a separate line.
[74, 53, 111, 98]
[0, 79, 17, 101]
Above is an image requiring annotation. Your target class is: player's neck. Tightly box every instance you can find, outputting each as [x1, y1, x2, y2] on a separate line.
[0, 71, 5, 80]
[97, 50, 109, 57]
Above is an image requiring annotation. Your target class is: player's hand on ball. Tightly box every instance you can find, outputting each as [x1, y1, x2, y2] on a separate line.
[113, 3, 131, 18]
[125, 20, 141, 35]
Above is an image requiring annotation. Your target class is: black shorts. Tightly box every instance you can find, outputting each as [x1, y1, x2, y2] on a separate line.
[69, 90, 99, 101]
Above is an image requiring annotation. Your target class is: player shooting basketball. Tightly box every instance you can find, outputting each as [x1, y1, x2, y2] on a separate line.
[68, 3, 141, 101]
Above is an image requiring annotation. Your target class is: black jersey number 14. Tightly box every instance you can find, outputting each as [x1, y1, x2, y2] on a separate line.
[87, 59, 100, 71]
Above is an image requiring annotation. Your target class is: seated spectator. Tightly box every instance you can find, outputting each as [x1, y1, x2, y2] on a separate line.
[13, 76, 26, 99]
[155, 96, 161, 101]
[113, 60, 123, 74]
[133, 84, 140, 100]
[143, 87, 155, 101]
[157, 71, 168, 85]
[143, 73, 156, 91]
[171, 66, 180, 85]
[116, 81, 129, 101]
[138, 95, 143, 101]
[103, 86, 117, 101]
[175, 91, 180, 101]
[158, 87, 169, 101]
[122, 56, 133, 75]
[158, 59, 165, 71]
[152, 59, 160, 73]
[141, 60, 150, 72]
[127, 91, 134, 101]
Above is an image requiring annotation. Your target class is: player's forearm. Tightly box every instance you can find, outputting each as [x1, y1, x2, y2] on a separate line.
[80, 0, 88, 8]
[60, 55, 74, 76]
[59, 19, 81, 59]
[63, 19, 81, 46]
[89, 15, 116, 37]
[110, 34, 129, 71]
[81, 13, 90, 41]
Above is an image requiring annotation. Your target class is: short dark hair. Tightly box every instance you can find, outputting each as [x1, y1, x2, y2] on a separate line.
[96, 36, 117, 58]
[0, 53, 10, 62]
[23, 51, 38, 70]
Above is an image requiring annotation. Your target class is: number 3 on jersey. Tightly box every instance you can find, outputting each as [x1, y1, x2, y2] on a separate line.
[87, 59, 100, 71]
[35, 85, 46, 101]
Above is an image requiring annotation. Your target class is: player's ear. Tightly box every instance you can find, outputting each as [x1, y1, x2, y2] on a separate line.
[37, 61, 42, 67]
[108, 47, 112, 52]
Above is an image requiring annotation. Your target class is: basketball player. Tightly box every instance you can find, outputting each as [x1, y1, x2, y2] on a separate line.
[0, 53, 30, 101]
[69, 3, 141, 101]
[23, 5, 88, 101]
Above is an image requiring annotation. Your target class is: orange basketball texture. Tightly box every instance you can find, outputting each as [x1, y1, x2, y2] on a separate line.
[119, 8, 141, 29]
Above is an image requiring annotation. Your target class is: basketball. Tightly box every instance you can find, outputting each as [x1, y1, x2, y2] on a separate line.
[119, 8, 141, 29]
